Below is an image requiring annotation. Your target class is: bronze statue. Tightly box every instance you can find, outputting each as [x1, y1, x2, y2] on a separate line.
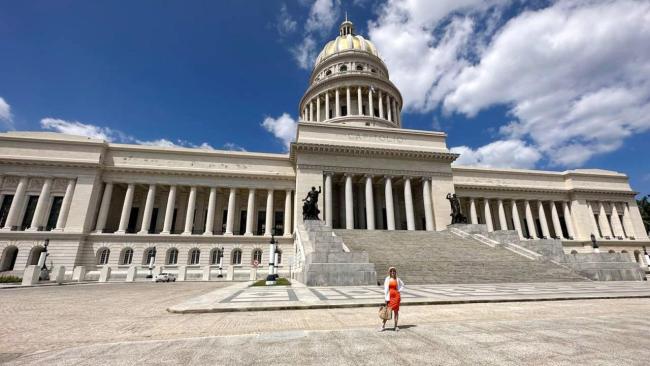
[446, 193, 467, 224]
[302, 186, 322, 220]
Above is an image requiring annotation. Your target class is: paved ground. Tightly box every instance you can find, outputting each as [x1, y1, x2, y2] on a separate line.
[170, 280, 650, 312]
[2, 282, 650, 365]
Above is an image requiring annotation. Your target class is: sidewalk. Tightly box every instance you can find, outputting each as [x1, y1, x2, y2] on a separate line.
[168, 281, 650, 313]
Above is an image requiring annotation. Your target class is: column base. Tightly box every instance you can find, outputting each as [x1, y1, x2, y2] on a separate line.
[244, 232, 253, 237]
[26, 227, 39, 232]
[51, 228, 64, 232]
[115, 230, 126, 235]
[224, 232, 234, 236]
[137, 231, 149, 235]
[181, 231, 192, 236]
[160, 231, 170, 235]
[203, 232, 213, 236]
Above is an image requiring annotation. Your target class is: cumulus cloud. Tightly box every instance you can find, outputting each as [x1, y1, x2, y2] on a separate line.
[222, 142, 247, 151]
[450, 139, 541, 169]
[0, 97, 14, 129]
[291, 37, 318, 70]
[286, 0, 341, 69]
[370, 0, 650, 168]
[277, 3, 297, 36]
[261, 113, 297, 150]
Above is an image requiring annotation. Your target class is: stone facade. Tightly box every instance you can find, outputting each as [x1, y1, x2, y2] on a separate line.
[0, 19, 648, 281]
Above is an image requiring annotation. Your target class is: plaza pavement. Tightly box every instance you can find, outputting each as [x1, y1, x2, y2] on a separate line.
[3, 282, 650, 365]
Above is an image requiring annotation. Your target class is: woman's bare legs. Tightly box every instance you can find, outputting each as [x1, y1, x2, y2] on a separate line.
[394, 311, 399, 330]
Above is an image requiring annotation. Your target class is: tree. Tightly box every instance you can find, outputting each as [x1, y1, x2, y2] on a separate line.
[638, 195, 650, 234]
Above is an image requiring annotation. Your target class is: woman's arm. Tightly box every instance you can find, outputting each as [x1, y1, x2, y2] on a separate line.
[383, 277, 390, 302]
[397, 278, 404, 292]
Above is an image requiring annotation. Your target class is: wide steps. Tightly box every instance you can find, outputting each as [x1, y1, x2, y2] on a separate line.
[334, 229, 587, 284]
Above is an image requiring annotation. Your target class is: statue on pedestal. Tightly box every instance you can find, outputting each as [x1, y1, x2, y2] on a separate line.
[302, 186, 322, 220]
[446, 193, 468, 224]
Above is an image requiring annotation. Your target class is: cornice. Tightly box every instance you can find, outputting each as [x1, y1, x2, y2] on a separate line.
[87, 233, 294, 245]
[296, 164, 453, 178]
[0, 157, 102, 169]
[291, 142, 458, 162]
[102, 166, 295, 181]
[454, 184, 637, 197]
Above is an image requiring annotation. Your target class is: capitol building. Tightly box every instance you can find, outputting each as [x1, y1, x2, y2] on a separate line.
[0, 19, 648, 283]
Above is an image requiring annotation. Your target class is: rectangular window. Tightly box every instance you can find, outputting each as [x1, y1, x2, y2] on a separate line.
[46, 196, 63, 231]
[222, 209, 228, 234]
[239, 210, 247, 235]
[0, 195, 14, 228]
[274, 211, 284, 235]
[257, 211, 266, 235]
[149, 207, 159, 234]
[20, 196, 39, 230]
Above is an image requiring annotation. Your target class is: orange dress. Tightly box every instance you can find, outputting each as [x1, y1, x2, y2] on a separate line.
[388, 278, 401, 312]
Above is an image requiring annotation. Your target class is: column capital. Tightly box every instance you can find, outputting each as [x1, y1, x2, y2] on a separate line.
[343, 172, 355, 178]
[419, 176, 432, 182]
[363, 174, 374, 179]
[323, 171, 335, 177]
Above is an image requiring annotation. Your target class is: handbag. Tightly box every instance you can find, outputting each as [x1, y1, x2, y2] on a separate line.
[378, 305, 392, 320]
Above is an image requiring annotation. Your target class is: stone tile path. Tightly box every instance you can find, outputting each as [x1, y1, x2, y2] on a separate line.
[169, 280, 650, 313]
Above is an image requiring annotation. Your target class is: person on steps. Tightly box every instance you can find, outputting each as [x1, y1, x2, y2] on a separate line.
[380, 267, 404, 331]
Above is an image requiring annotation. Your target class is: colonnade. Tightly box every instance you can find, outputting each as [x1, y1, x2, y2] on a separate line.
[94, 183, 294, 237]
[301, 86, 400, 126]
[0, 176, 76, 232]
[586, 201, 636, 239]
[323, 173, 434, 231]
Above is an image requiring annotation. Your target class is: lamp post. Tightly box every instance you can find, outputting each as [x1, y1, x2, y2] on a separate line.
[590, 234, 600, 253]
[217, 246, 224, 278]
[38, 239, 50, 280]
[266, 230, 277, 285]
[147, 246, 157, 280]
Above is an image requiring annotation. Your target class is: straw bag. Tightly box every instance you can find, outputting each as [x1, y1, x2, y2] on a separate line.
[379, 305, 392, 320]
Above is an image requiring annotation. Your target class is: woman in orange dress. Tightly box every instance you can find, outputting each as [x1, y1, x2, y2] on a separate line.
[381, 267, 404, 331]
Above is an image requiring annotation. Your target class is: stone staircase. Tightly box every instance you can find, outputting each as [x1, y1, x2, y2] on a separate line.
[334, 228, 588, 284]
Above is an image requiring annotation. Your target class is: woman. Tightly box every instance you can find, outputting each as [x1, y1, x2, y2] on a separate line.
[380, 267, 404, 331]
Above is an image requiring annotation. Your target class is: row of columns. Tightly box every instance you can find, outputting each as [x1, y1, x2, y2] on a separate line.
[467, 198, 577, 240]
[302, 86, 400, 125]
[587, 201, 635, 239]
[94, 183, 294, 237]
[324, 173, 434, 231]
[0, 176, 76, 232]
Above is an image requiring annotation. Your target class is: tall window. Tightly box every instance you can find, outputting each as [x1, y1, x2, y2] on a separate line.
[167, 248, 178, 265]
[144, 247, 156, 265]
[189, 248, 200, 265]
[252, 249, 262, 264]
[0, 195, 14, 228]
[231, 249, 242, 265]
[121, 248, 133, 265]
[210, 248, 222, 265]
[98, 248, 110, 265]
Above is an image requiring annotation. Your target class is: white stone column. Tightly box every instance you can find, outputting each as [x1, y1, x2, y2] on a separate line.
[204, 187, 217, 235]
[335, 89, 340, 118]
[610, 203, 625, 238]
[563, 201, 576, 239]
[550, 201, 563, 239]
[395, 101, 400, 125]
[224, 188, 237, 235]
[55, 179, 76, 231]
[357, 87, 363, 115]
[117, 183, 135, 234]
[587, 201, 601, 238]
[537, 201, 550, 239]
[597, 202, 613, 238]
[497, 199, 507, 230]
[511, 200, 524, 239]
[2, 177, 28, 230]
[483, 199, 494, 232]
[325, 92, 330, 120]
[422, 178, 434, 231]
[138, 184, 156, 234]
[344, 174, 354, 229]
[161, 185, 176, 234]
[387, 95, 392, 122]
[324, 173, 333, 227]
[183, 186, 197, 235]
[378, 91, 384, 119]
[622, 203, 635, 238]
[404, 177, 415, 231]
[524, 200, 537, 239]
[469, 198, 478, 225]
[368, 88, 374, 117]
[364, 175, 375, 230]
[244, 188, 256, 236]
[28, 178, 53, 231]
[95, 182, 113, 233]
[316, 96, 321, 122]
[384, 176, 395, 230]
[346, 87, 351, 116]
[309, 100, 314, 121]
[284, 189, 292, 236]
[265, 189, 274, 236]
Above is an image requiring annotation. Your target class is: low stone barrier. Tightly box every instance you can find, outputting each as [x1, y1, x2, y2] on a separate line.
[21, 265, 40, 286]
[125, 266, 137, 282]
[99, 266, 111, 282]
[51, 266, 66, 284]
[72, 266, 86, 282]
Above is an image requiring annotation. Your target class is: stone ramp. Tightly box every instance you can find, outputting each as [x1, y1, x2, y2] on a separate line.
[334, 229, 588, 284]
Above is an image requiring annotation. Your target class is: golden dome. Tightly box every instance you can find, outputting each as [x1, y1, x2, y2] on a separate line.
[314, 19, 379, 67]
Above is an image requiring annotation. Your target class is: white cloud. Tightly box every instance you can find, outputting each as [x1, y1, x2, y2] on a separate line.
[277, 4, 298, 36]
[40, 118, 117, 141]
[261, 113, 297, 150]
[222, 142, 246, 151]
[451, 139, 541, 169]
[291, 37, 317, 70]
[0, 97, 14, 129]
[305, 0, 340, 35]
[135, 138, 178, 147]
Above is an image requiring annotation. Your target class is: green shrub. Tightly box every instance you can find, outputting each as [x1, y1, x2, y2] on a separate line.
[0, 275, 22, 283]
[251, 277, 291, 286]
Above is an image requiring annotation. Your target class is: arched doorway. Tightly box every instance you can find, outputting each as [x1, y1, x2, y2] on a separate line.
[27, 246, 45, 266]
[0, 246, 18, 271]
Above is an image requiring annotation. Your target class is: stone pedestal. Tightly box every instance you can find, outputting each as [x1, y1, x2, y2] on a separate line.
[249, 267, 257, 280]
[226, 266, 235, 281]
[202, 266, 211, 281]
[125, 266, 137, 282]
[99, 266, 111, 282]
[51, 266, 66, 284]
[177, 266, 187, 281]
[72, 266, 86, 282]
[22, 265, 40, 286]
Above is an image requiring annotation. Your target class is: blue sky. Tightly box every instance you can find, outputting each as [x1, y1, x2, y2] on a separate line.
[1, 0, 649, 196]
